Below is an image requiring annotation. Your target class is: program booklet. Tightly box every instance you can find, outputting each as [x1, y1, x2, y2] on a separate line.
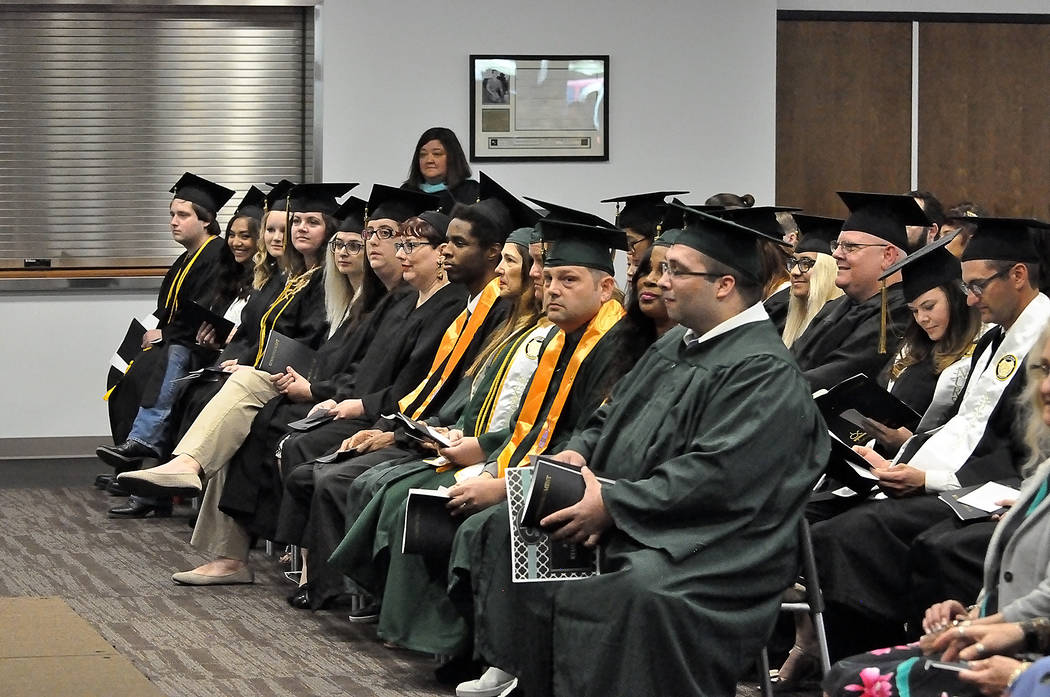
[402, 487, 461, 557]
[939, 482, 1019, 522]
[258, 330, 318, 379]
[382, 412, 452, 448]
[506, 466, 599, 583]
[519, 455, 615, 528]
[286, 409, 334, 432]
[181, 301, 235, 341]
[814, 373, 922, 446]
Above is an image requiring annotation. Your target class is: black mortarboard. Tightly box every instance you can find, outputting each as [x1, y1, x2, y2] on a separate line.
[539, 218, 628, 276]
[600, 190, 689, 234]
[170, 172, 235, 216]
[477, 172, 539, 232]
[334, 196, 368, 232]
[264, 180, 295, 214]
[879, 230, 962, 302]
[792, 214, 844, 256]
[656, 199, 721, 246]
[960, 217, 1050, 264]
[231, 186, 266, 223]
[419, 210, 452, 237]
[524, 197, 615, 229]
[716, 206, 801, 239]
[669, 202, 790, 284]
[367, 184, 439, 223]
[288, 183, 357, 217]
[837, 191, 930, 250]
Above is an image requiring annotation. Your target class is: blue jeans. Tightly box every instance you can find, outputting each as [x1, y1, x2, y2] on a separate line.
[127, 343, 192, 455]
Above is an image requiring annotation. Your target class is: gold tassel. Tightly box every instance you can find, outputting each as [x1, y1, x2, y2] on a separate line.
[878, 281, 888, 354]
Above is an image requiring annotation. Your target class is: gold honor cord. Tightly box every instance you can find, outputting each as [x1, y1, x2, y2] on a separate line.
[164, 235, 217, 317]
[472, 325, 537, 437]
[252, 267, 320, 367]
[398, 278, 503, 419]
[496, 299, 625, 476]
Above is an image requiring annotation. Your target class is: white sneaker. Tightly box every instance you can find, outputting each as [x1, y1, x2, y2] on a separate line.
[455, 666, 518, 697]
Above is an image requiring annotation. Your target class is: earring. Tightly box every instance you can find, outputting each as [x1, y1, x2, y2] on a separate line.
[437, 268, 444, 281]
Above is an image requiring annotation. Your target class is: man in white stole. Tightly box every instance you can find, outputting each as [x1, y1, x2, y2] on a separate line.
[807, 217, 1050, 657]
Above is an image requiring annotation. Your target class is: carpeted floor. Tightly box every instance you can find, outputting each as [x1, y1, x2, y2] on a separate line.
[0, 472, 451, 697]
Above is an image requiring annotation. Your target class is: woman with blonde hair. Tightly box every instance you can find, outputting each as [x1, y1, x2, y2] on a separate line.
[782, 214, 845, 347]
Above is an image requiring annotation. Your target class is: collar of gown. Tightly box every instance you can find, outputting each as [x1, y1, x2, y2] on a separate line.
[683, 302, 769, 347]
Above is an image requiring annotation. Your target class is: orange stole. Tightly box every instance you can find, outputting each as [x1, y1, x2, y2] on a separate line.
[397, 278, 502, 419]
[496, 299, 625, 476]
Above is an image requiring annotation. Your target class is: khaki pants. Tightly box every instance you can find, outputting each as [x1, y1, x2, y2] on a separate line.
[175, 369, 280, 561]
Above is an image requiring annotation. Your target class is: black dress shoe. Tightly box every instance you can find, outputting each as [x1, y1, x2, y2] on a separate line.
[287, 584, 312, 609]
[96, 440, 158, 469]
[94, 473, 114, 489]
[106, 478, 131, 497]
[108, 499, 173, 518]
[347, 601, 380, 623]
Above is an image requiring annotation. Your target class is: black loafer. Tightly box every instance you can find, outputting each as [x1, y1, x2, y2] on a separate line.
[106, 478, 131, 497]
[96, 440, 158, 469]
[287, 584, 312, 609]
[347, 601, 380, 623]
[108, 499, 173, 518]
[94, 473, 114, 489]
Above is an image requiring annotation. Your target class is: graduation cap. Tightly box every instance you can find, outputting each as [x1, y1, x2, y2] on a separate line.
[716, 206, 802, 239]
[792, 214, 844, 256]
[539, 218, 628, 276]
[524, 196, 615, 229]
[669, 202, 790, 284]
[600, 190, 689, 235]
[288, 183, 357, 217]
[506, 227, 535, 248]
[837, 191, 931, 250]
[960, 217, 1050, 264]
[418, 210, 452, 237]
[170, 172, 235, 216]
[334, 195, 368, 232]
[654, 198, 720, 247]
[230, 186, 266, 223]
[879, 230, 962, 302]
[475, 172, 540, 233]
[264, 180, 295, 214]
[366, 184, 440, 223]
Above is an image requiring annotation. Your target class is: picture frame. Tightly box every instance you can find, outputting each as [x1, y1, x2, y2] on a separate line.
[469, 54, 609, 162]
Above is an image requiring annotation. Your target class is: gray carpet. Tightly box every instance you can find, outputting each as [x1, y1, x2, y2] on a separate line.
[0, 483, 450, 697]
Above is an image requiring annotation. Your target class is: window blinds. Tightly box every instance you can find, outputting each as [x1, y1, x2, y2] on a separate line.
[0, 5, 314, 270]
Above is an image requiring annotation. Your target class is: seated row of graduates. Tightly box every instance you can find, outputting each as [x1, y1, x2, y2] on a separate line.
[105, 172, 831, 696]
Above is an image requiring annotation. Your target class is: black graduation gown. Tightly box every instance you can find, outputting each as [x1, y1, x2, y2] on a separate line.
[105, 236, 227, 444]
[791, 285, 910, 391]
[276, 292, 512, 467]
[215, 285, 416, 540]
[811, 327, 1030, 651]
[764, 285, 791, 335]
[888, 353, 939, 417]
[169, 270, 327, 445]
[401, 179, 479, 214]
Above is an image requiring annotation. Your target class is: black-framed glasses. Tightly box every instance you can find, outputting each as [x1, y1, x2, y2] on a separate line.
[330, 239, 363, 255]
[362, 226, 398, 241]
[962, 269, 1009, 297]
[1029, 360, 1050, 379]
[786, 257, 816, 273]
[658, 261, 725, 280]
[394, 240, 432, 254]
[830, 240, 890, 255]
[627, 236, 648, 251]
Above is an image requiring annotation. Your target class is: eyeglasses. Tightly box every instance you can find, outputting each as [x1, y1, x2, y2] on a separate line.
[830, 240, 890, 255]
[962, 269, 1009, 297]
[394, 240, 432, 254]
[1029, 361, 1050, 379]
[362, 226, 398, 241]
[627, 236, 648, 251]
[330, 239, 363, 255]
[658, 261, 725, 280]
[786, 257, 816, 273]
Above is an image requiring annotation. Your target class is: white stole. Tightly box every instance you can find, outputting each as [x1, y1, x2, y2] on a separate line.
[903, 293, 1050, 474]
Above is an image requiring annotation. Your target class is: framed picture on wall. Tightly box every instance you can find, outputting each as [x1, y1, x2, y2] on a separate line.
[469, 54, 609, 162]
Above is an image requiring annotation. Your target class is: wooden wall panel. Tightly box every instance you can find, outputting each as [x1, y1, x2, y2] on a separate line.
[918, 23, 1050, 218]
[776, 21, 912, 217]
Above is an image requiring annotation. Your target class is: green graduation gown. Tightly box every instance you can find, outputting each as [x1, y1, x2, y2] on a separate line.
[467, 317, 830, 697]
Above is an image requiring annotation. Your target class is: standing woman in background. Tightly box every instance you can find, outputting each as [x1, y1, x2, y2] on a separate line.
[401, 126, 478, 212]
[782, 214, 845, 347]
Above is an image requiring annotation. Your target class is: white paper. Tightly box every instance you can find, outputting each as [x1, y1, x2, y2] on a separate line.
[957, 482, 1021, 512]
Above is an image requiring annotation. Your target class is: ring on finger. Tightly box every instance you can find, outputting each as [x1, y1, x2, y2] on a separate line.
[974, 642, 986, 656]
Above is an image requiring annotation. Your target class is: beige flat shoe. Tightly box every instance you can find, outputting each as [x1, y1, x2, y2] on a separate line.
[171, 567, 254, 586]
[117, 470, 202, 498]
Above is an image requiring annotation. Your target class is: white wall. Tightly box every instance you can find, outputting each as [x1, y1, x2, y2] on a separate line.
[8, 0, 1045, 440]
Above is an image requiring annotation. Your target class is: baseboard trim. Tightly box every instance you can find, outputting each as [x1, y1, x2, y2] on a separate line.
[0, 436, 105, 460]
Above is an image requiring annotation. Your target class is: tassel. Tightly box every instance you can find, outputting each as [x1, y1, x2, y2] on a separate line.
[878, 281, 888, 354]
